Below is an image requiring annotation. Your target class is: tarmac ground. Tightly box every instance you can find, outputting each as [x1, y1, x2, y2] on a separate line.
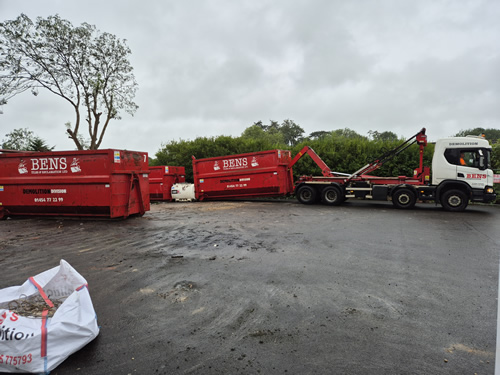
[0, 200, 499, 374]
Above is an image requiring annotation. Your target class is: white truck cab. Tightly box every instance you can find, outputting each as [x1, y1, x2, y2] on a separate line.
[432, 135, 495, 209]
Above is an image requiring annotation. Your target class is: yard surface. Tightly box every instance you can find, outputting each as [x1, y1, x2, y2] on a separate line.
[1, 200, 499, 374]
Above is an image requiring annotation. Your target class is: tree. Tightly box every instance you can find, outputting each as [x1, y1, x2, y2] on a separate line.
[331, 128, 367, 139]
[241, 119, 304, 147]
[241, 123, 285, 145]
[2, 128, 34, 150]
[280, 119, 304, 146]
[454, 128, 500, 144]
[0, 14, 138, 150]
[308, 131, 330, 140]
[368, 130, 399, 141]
[28, 138, 55, 152]
[2, 127, 54, 151]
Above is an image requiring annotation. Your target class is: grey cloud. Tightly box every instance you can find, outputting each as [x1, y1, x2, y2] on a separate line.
[1, 0, 499, 154]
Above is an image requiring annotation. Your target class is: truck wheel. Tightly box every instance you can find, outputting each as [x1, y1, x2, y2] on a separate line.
[392, 188, 416, 209]
[296, 185, 318, 205]
[441, 189, 468, 212]
[321, 186, 343, 206]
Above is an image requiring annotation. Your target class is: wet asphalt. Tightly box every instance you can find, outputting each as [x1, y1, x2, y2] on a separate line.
[0, 200, 499, 374]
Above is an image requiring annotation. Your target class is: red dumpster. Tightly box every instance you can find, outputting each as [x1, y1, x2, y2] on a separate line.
[0, 149, 150, 219]
[149, 166, 186, 201]
[192, 149, 294, 201]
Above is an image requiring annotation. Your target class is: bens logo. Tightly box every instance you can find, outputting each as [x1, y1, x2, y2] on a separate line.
[17, 157, 83, 175]
[70, 158, 81, 173]
[467, 174, 487, 179]
[223, 158, 248, 169]
[18, 161, 28, 174]
[31, 157, 67, 171]
[213, 157, 259, 171]
[219, 158, 251, 170]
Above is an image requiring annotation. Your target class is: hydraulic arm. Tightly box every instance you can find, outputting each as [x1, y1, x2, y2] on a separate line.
[288, 146, 333, 177]
[347, 128, 427, 180]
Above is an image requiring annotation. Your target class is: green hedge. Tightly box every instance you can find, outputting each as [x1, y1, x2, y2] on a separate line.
[154, 133, 498, 204]
[155, 135, 435, 182]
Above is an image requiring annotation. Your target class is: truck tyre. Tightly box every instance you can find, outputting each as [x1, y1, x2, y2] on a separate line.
[321, 186, 343, 206]
[441, 189, 468, 212]
[392, 188, 416, 209]
[296, 185, 318, 205]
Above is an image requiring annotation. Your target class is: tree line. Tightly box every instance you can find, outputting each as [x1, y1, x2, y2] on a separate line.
[153, 121, 500, 181]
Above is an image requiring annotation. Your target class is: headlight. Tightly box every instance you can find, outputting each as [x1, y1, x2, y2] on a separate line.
[486, 187, 494, 194]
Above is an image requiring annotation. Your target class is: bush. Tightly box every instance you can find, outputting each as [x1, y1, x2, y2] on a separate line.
[155, 132, 436, 182]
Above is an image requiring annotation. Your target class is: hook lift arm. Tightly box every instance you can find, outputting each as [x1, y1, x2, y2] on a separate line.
[288, 146, 334, 177]
[347, 128, 427, 180]
[287, 128, 427, 180]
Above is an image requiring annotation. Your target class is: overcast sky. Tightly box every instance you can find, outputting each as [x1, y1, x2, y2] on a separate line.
[1, 0, 499, 155]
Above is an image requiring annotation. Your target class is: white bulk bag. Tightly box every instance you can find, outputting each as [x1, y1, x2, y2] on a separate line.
[0, 260, 99, 374]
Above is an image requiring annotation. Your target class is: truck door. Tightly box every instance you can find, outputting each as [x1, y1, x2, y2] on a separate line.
[446, 148, 489, 189]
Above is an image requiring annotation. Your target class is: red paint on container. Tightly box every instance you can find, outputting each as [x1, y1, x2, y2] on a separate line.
[0, 149, 150, 219]
[192, 149, 294, 201]
[149, 166, 186, 201]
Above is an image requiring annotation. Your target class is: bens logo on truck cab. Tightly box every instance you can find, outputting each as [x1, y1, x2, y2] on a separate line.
[466, 173, 487, 179]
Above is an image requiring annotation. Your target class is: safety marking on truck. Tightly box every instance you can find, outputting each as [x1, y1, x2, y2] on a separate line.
[0, 186, 3, 191]
[114, 151, 121, 163]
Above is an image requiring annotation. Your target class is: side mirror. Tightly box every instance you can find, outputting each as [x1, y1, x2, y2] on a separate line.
[479, 156, 486, 170]
[478, 150, 486, 170]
